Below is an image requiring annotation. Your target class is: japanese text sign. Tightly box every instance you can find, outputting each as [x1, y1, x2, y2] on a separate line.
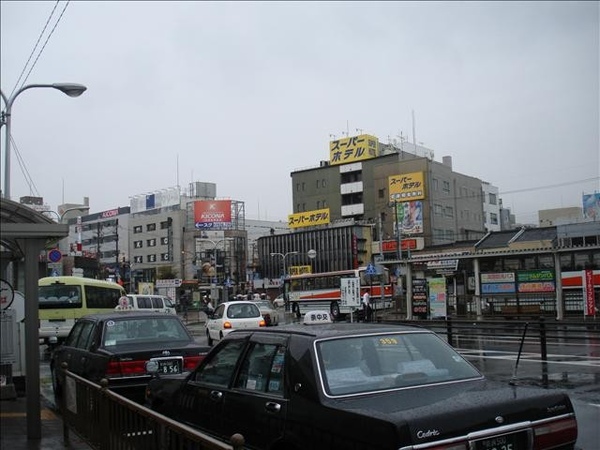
[288, 208, 330, 229]
[329, 134, 378, 166]
[389, 172, 425, 201]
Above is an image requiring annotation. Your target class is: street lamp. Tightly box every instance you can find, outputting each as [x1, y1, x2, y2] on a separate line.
[1, 82, 87, 199]
[270, 251, 298, 311]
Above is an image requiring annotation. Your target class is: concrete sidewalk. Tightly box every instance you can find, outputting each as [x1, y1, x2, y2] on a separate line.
[0, 395, 92, 450]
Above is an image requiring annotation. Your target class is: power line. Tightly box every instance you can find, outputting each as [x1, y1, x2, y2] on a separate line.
[10, 135, 40, 198]
[8, 1, 61, 98]
[19, 1, 71, 89]
[499, 177, 599, 196]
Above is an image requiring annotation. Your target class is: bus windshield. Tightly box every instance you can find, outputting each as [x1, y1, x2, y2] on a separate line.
[39, 285, 82, 309]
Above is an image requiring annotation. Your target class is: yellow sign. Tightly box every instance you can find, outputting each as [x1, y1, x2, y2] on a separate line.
[289, 265, 312, 276]
[288, 208, 330, 229]
[329, 134, 378, 166]
[388, 172, 425, 201]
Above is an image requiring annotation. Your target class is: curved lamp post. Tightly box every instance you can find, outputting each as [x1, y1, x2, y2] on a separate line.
[270, 251, 298, 311]
[198, 237, 233, 303]
[1, 83, 87, 199]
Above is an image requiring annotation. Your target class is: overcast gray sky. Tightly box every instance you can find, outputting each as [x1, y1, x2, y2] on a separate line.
[1, 1, 598, 224]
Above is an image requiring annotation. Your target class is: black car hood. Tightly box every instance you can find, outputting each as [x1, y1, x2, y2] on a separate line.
[322, 378, 574, 444]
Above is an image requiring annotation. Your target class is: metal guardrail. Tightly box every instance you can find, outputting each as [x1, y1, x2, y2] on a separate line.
[58, 363, 245, 450]
[380, 316, 600, 386]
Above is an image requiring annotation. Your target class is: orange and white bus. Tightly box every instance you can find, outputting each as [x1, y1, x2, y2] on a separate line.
[286, 267, 393, 320]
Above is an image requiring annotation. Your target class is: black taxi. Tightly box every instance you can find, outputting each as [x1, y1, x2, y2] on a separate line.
[51, 311, 209, 404]
[145, 311, 578, 450]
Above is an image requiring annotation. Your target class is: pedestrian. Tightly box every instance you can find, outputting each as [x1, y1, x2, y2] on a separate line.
[362, 291, 372, 322]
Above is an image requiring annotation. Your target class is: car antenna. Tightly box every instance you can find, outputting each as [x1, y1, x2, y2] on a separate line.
[509, 322, 529, 386]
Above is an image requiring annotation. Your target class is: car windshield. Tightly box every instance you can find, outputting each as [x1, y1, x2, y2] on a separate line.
[317, 332, 482, 396]
[226, 303, 261, 319]
[102, 317, 190, 346]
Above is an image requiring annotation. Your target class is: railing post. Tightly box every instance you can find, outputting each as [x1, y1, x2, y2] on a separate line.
[60, 362, 70, 446]
[539, 317, 547, 362]
[539, 317, 549, 387]
[446, 317, 453, 347]
[230, 433, 245, 450]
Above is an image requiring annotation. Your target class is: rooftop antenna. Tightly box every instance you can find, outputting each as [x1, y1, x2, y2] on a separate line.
[412, 109, 416, 146]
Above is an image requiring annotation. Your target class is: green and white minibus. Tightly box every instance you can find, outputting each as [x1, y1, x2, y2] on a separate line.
[38, 276, 126, 345]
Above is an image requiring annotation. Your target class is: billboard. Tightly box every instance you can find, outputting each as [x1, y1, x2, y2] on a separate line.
[329, 134, 378, 166]
[288, 208, 330, 229]
[388, 172, 425, 201]
[130, 187, 180, 213]
[396, 200, 423, 234]
[582, 193, 600, 220]
[194, 200, 232, 229]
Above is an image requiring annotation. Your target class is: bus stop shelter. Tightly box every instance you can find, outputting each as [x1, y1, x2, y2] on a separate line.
[0, 197, 68, 440]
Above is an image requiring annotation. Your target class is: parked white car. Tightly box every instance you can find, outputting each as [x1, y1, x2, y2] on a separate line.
[273, 294, 285, 308]
[253, 300, 279, 326]
[205, 301, 266, 346]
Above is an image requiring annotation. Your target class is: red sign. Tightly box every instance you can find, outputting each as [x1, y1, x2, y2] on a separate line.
[381, 239, 417, 252]
[583, 269, 595, 316]
[194, 200, 232, 229]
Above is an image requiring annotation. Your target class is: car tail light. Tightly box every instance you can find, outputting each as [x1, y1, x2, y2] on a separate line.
[106, 360, 147, 377]
[533, 417, 578, 449]
[259, 319, 266, 327]
[183, 355, 205, 371]
[223, 321, 232, 329]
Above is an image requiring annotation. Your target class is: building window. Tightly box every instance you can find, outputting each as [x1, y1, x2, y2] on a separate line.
[133, 225, 142, 234]
[160, 220, 171, 229]
[302, 182, 306, 191]
[433, 228, 444, 239]
[432, 178, 438, 191]
[134, 256, 143, 264]
[322, 179, 327, 188]
[442, 181, 450, 193]
[490, 213, 498, 225]
[444, 206, 454, 218]
[147, 238, 157, 247]
[134, 240, 143, 249]
[323, 200, 327, 208]
[489, 193, 497, 205]
[147, 254, 156, 263]
[161, 237, 169, 245]
[378, 188, 385, 199]
[444, 229, 454, 240]
[317, 201, 321, 209]
[434, 204, 443, 216]
[316, 179, 320, 188]
[147, 223, 156, 232]
[161, 253, 170, 261]
[296, 183, 300, 192]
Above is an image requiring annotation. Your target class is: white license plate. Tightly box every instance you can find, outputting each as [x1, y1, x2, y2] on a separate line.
[153, 358, 182, 374]
[473, 430, 529, 450]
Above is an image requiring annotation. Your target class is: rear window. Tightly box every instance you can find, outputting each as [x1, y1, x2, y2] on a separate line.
[317, 332, 482, 396]
[226, 303, 261, 319]
[102, 317, 190, 346]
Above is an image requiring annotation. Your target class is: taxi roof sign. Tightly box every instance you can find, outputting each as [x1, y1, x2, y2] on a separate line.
[303, 310, 333, 325]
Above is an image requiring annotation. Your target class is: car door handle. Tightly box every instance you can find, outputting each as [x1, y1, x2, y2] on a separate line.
[209, 390, 223, 402]
[265, 402, 281, 413]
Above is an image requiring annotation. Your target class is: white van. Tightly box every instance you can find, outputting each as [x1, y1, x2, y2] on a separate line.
[125, 294, 176, 314]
